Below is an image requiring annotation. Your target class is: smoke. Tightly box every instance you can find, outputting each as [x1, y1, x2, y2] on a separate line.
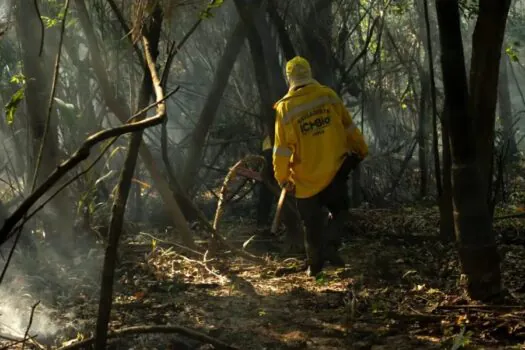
[0, 228, 104, 343]
[0, 0, 13, 38]
[0, 288, 59, 343]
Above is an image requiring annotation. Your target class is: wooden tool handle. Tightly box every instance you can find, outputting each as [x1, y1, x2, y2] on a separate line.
[271, 187, 288, 234]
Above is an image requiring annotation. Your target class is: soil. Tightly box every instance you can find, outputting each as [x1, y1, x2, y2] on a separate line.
[1, 207, 525, 349]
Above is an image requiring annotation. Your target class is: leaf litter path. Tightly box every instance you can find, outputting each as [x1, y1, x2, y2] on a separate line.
[6, 207, 525, 349]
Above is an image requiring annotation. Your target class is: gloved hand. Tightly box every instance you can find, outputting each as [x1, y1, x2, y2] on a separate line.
[339, 152, 362, 177]
[347, 152, 363, 169]
[281, 180, 295, 192]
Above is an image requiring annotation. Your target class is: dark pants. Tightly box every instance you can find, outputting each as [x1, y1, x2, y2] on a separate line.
[296, 155, 355, 266]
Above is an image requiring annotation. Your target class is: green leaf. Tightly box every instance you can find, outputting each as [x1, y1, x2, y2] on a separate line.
[199, 10, 214, 19]
[505, 46, 520, 63]
[41, 15, 59, 28]
[208, 0, 224, 8]
[10, 73, 25, 85]
[4, 87, 25, 125]
[199, 0, 225, 19]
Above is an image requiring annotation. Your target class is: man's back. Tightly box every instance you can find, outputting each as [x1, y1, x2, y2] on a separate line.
[273, 82, 352, 198]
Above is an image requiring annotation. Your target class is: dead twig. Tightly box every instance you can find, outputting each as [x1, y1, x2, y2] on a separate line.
[21, 300, 40, 350]
[57, 325, 239, 350]
[139, 232, 204, 257]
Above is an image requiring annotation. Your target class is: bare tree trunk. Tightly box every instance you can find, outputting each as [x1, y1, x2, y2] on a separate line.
[234, 0, 271, 137]
[415, 0, 431, 199]
[435, 0, 510, 300]
[300, 0, 336, 89]
[439, 102, 455, 242]
[95, 8, 163, 348]
[498, 54, 518, 158]
[267, 0, 296, 61]
[75, 0, 197, 249]
[252, 3, 289, 103]
[16, 1, 58, 186]
[470, 0, 513, 206]
[417, 70, 429, 198]
[181, 20, 247, 190]
[16, 0, 75, 244]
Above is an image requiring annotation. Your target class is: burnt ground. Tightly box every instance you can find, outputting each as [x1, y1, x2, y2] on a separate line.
[2, 207, 525, 349]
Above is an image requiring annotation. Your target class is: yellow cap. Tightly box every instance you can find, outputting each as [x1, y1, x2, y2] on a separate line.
[285, 56, 315, 90]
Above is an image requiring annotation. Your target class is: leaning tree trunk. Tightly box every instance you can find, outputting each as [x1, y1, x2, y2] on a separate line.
[181, 19, 248, 190]
[435, 0, 510, 301]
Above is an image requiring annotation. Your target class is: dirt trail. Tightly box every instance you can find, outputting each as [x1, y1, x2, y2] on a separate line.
[2, 208, 525, 349]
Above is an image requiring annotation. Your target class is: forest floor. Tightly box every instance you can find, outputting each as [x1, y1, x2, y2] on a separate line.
[2, 207, 525, 349]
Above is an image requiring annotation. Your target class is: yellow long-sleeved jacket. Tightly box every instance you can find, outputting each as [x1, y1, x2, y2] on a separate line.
[272, 81, 368, 199]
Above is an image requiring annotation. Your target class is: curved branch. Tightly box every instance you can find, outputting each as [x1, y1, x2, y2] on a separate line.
[0, 88, 178, 245]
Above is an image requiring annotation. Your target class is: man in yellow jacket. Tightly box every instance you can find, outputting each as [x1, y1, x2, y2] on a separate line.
[273, 56, 368, 276]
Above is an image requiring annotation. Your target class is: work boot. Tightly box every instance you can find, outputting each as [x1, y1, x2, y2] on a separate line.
[324, 211, 348, 267]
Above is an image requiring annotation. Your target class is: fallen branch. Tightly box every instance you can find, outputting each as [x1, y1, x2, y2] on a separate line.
[437, 304, 525, 311]
[57, 325, 239, 350]
[139, 232, 204, 257]
[493, 212, 525, 221]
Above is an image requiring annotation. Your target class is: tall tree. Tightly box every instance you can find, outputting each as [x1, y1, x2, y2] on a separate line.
[181, 18, 248, 190]
[95, 6, 163, 347]
[498, 54, 518, 158]
[435, 0, 511, 300]
[16, 0, 73, 243]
